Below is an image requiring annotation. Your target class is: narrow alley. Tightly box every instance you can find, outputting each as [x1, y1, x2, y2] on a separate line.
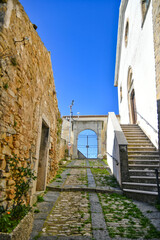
[30, 159, 160, 240]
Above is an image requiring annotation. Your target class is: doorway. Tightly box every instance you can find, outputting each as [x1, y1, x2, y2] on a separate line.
[36, 121, 49, 191]
[130, 89, 137, 124]
[127, 67, 137, 124]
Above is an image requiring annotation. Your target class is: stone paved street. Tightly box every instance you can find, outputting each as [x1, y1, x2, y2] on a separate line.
[30, 159, 160, 240]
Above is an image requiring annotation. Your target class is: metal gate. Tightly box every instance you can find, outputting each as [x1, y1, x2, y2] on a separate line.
[77, 131, 98, 159]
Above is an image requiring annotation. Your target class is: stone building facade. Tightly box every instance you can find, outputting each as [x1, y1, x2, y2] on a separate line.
[0, 0, 61, 207]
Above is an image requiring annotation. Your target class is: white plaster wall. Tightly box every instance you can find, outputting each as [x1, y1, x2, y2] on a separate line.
[117, 0, 158, 148]
[107, 112, 127, 185]
[107, 115, 115, 172]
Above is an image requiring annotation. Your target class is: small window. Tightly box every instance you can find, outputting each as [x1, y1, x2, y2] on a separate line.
[127, 67, 133, 92]
[125, 20, 129, 47]
[141, 0, 150, 27]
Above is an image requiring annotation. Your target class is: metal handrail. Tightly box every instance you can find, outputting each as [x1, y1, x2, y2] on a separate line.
[106, 152, 119, 166]
[155, 169, 160, 203]
[136, 111, 158, 134]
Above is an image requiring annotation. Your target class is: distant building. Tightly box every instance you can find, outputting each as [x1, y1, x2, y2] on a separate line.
[61, 115, 109, 159]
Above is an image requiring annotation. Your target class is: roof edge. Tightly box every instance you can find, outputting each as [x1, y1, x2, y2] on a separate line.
[63, 114, 120, 118]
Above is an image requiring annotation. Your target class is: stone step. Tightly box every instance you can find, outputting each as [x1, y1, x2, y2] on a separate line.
[129, 164, 160, 170]
[122, 182, 158, 191]
[47, 185, 123, 194]
[122, 127, 144, 131]
[128, 141, 150, 145]
[128, 144, 155, 148]
[128, 159, 160, 164]
[123, 129, 144, 133]
[61, 166, 110, 170]
[129, 169, 156, 176]
[121, 124, 139, 127]
[126, 137, 149, 141]
[123, 188, 158, 195]
[127, 139, 151, 143]
[125, 134, 147, 137]
[128, 154, 160, 160]
[121, 124, 160, 203]
[128, 158, 160, 163]
[124, 133, 147, 137]
[123, 188, 158, 203]
[121, 126, 142, 129]
[130, 176, 160, 184]
[128, 147, 156, 151]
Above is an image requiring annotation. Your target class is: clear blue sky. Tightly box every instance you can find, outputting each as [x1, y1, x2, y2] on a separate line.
[78, 130, 97, 158]
[19, 0, 120, 116]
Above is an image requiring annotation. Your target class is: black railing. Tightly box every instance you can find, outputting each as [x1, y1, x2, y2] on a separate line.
[106, 152, 119, 166]
[155, 169, 160, 203]
[136, 111, 158, 134]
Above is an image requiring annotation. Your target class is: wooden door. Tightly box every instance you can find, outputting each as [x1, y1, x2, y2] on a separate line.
[130, 89, 137, 124]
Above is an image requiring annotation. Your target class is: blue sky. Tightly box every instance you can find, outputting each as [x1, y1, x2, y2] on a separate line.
[19, 0, 120, 116]
[78, 130, 97, 158]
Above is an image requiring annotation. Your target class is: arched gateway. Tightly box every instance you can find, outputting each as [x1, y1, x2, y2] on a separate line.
[61, 115, 108, 159]
[78, 130, 98, 158]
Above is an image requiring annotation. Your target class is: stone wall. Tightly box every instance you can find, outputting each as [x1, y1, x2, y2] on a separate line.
[0, 0, 61, 207]
[152, 0, 160, 150]
[59, 138, 68, 160]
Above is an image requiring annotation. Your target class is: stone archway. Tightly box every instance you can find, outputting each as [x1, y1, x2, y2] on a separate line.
[72, 120, 103, 159]
[77, 129, 98, 158]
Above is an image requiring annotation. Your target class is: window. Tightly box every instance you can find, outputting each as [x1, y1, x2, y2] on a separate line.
[141, 0, 150, 26]
[127, 67, 133, 92]
[125, 20, 129, 47]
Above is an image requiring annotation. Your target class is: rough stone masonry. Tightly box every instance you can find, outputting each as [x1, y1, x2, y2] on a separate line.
[0, 0, 63, 208]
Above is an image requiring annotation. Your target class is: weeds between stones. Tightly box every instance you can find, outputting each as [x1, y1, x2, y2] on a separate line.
[89, 160, 104, 167]
[103, 159, 108, 165]
[91, 168, 120, 188]
[34, 209, 40, 213]
[98, 193, 160, 239]
[37, 195, 44, 202]
[50, 168, 65, 183]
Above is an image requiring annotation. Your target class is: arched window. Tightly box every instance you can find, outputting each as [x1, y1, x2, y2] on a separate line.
[141, 0, 150, 26]
[125, 20, 129, 47]
[127, 67, 132, 92]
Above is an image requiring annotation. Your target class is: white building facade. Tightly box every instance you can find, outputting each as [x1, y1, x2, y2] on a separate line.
[114, 0, 158, 148]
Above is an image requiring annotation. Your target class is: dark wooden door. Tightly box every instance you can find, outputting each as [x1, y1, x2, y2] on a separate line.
[130, 89, 137, 124]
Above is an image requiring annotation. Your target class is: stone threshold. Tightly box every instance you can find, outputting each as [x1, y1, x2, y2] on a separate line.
[47, 185, 123, 195]
[74, 159, 103, 161]
[60, 166, 110, 169]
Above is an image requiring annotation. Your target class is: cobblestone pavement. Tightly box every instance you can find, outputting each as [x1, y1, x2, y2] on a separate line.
[30, 159, 160, 240]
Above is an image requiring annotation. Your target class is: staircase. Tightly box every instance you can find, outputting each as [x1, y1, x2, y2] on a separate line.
[121, 124, 160, 203]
